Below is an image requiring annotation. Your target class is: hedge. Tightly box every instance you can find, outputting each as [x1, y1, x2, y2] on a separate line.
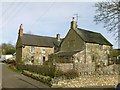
[17, 64, 55, 78]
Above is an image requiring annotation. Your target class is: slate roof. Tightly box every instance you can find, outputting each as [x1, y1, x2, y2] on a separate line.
[75, 28, 112, 46]
[53, 50, 80, 56]
[21, 34, 60, 47]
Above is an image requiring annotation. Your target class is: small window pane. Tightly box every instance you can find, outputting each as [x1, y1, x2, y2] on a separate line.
[30, 46, 35, 53]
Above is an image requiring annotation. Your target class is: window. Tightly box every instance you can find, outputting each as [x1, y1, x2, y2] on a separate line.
[30, 46, 35, 53]
[91, 55, 96, 62]
[31, 56, 34, 63]
[41, 48, 46, 53]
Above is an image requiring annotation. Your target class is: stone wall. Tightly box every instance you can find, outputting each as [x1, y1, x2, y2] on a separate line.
[16, 37, 22, 64]
[60, 29, 85, 52]
[52, 64, 120, 88]
[73, 50, 85, 63]
[22, 46, 54, 65]
[55, 62, 95, 74]
[55, 63, 73, 72]
[55, 63, 120, 75]
[52, 75, 119, 88]
[102, 64, 120, 74]
[67, 43, 112, 66]
[85, 43, 112, 65]
[102, 65, 115, 74]
[74, 62, 95, 74]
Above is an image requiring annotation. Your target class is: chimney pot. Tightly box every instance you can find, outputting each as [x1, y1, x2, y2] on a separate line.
[70, 17, 77, 29]
[20, 24, 23, 30]
[19, 24, 23, 37]
[72, 17, 75, 21]
[56, 34, 60, 42]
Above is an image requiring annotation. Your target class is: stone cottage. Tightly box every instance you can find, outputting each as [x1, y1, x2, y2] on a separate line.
[52, 17, 113, 67]
[16, 24, 61, 65]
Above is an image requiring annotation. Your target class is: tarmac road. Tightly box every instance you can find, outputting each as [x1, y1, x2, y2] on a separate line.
[1, 63, 50, 89]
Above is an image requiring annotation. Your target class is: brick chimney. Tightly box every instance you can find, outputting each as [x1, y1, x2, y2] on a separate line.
[18, 24, 23, 37]
[70, 17, 77, 30]
[56, 34, 60, 42]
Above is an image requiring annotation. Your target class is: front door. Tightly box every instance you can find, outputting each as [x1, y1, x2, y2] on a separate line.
[43, 56, 45, 62]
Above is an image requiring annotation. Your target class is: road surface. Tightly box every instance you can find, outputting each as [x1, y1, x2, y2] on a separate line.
[0, 63, 116, 90]
[1, 63, 50, 89]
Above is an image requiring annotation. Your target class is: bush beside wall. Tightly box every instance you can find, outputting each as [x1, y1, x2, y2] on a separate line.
[22, 70, 52, 86]
[64, 69, 79, 79]
[17, 64, 55, 78]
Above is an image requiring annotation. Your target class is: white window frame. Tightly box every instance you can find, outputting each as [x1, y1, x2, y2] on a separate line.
[30, 46, 35, 53]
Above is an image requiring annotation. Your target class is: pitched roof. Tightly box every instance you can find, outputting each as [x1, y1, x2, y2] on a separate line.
[21, 34, 60, 47]
[53, 50, 80, 56]
[75, 28, 112, 46]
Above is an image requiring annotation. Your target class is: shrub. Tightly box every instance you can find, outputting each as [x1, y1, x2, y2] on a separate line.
[22, 70, 52, 86]
[54, 69, 64, 77]
[64, 69, 79, 79]
[17, 64, 55, 78]
[37, 65, 55, 78]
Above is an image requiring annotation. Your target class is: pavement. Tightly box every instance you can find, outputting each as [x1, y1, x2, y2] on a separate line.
[1, 63, 50, 89]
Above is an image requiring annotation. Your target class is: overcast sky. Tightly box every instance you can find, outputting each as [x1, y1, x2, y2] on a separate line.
[0, 0, 118, 48]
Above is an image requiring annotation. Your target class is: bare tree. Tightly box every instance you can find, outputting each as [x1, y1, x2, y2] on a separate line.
[94, 0, 120, 39]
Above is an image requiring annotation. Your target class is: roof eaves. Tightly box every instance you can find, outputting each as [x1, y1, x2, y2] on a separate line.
[22, 44, 54, 48]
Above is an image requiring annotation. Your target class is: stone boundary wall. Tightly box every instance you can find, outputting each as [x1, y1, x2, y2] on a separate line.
[55, 63, 95, 74]
[74, 62, 95, 74]
[55, 63, 120, 75]
[98, 64, 120, 75]
[55, 63, 73, 72]
[114, 64, 120, 72]
[102, 64, 119, 74]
